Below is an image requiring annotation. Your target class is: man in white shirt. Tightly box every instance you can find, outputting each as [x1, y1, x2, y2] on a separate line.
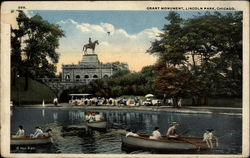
[30, 126, 43, 138]
[126, 129, 139, 137]
[15, 125, 25, 137]
[95, 112, 102, 121]
[150, 127, 162, 139]
[53, 97, 58, 106]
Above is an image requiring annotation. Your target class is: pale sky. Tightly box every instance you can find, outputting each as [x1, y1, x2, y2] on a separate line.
[24, 10, 234, 73]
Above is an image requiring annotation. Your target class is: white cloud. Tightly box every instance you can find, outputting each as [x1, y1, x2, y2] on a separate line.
[100, 41, 110, 46]
[56, 19, 162, 71]
[23, 10, 35, 18]
[77, 25, 90, 32]
[101, 23, 115, 33]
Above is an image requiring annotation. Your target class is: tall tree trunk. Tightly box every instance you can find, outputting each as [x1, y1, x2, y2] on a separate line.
[201, 96, 208, 106]
[197, 96, 202, 106]
[12, 68, 16, 86]
[24, 69, 29, 91]
[191, 53, 197, 73]
[173, 97, 178, 108]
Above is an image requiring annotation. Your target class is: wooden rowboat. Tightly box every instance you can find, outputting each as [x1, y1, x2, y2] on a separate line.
[121, 134, 215, 153]
[11, 136, 52, 146]
[86, 121, 107, 130]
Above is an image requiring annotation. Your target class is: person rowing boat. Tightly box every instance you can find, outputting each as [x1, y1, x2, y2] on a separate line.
[166, 122, 179, 139]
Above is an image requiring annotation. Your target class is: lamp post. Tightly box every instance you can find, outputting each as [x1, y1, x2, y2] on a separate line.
[17, 74, 20, 106]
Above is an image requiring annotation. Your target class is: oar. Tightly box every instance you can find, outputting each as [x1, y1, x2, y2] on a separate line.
[178, 129, 190, 136]
[177, 129, 208, 151]
[180, 137, 208, 151]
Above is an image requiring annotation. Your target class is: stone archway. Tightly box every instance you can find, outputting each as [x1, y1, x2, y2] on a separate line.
[84, 75, 89, 78]
[75, 75, 80, 82]
[65, 75, 70, 81]
[93, 75, 98, 78]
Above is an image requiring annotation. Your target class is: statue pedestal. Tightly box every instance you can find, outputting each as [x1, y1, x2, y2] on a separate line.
[80, 54, 100, 66]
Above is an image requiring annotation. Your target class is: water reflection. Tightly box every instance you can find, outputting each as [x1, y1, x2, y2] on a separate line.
[11, 108, 242, 154]
[42, 109, 45, 117]
[53, 112, 58, 122]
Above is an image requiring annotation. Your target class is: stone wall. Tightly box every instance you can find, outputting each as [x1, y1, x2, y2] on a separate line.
[62, 54, 113, 82]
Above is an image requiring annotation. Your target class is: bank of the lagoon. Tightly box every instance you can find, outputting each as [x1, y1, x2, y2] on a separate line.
[15, 103, 242, 115]
[11, 77, 56, 105]
[11, 107, 242, 154]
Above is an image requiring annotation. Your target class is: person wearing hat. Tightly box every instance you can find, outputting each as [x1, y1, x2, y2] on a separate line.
[30, 126, 44, 138]
[166, 122, 179, 139]
[150, 127, 162, 139]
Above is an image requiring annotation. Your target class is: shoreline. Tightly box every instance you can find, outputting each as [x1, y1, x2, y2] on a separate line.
[13, 103, 242, 116]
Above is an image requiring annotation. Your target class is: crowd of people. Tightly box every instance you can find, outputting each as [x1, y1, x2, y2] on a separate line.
[71, 97, 143, 106]
[70, 96, 184, 107]
[85, 112, 103, 122]
[13, 125, 53, 138]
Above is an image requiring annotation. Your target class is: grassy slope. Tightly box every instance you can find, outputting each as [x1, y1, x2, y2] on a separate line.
[183, 97, 242, 107]
[11, 77, 56, 105]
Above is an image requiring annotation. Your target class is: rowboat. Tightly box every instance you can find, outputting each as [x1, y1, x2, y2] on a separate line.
[86, 121, 107, 130]
[121, 134, 215, 153]
[11, 136, 52, 146]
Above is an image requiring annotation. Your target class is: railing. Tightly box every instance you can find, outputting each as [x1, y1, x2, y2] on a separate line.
[36, 78, 62, 82]
[62, 64, 112, 69]
[36, 77, 99, 84]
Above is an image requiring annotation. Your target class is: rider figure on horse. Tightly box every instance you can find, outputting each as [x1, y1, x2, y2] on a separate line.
[83, 38, 99, 54]
[89, 38, 92, 45]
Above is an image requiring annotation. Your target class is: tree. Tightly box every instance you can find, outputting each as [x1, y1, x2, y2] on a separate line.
[148, 12, 187, 67]
[107, 61, 130, 77]
[11, 11, 65, 90]
[148, 11, 242, 106]
[182, 12, 242, 98]
[147, 12, 189, 107]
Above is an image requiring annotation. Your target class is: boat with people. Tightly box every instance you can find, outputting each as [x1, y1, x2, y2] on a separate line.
[121, 134, 216, 153]
[86, 120, 107, 130]
[11, 136, 52, 146]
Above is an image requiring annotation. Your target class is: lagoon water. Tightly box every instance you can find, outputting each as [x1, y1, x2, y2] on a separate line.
[11, 107, 242, 154]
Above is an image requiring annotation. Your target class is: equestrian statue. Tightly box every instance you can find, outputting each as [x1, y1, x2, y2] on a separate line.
[82, 38, 99, 54]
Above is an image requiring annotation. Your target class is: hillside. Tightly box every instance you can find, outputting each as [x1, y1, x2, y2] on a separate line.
[11, 77, 56, 105]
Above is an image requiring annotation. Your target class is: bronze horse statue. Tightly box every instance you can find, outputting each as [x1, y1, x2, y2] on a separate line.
[82, 40, 99, 54]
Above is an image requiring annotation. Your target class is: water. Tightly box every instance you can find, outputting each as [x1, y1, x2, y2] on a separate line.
[11, 108, 242, 154]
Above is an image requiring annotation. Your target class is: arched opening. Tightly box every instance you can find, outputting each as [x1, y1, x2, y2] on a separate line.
[84, 75, 89, 78]
[103, 75, 108, 78]
[59, 89, 71, 103]
[93, 75, 98, 78]
[75, 75, 80, 81]
[65, 75, 70, 81]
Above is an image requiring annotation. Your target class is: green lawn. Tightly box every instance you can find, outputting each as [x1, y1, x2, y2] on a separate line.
[11, 77, 56, 105]
[183, 97, 242, 107]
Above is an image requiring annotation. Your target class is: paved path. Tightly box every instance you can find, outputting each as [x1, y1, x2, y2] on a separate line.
[15, 103, 242, 115]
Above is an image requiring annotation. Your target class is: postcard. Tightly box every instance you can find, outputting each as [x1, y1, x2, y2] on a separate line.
[1, 1, 249, 158]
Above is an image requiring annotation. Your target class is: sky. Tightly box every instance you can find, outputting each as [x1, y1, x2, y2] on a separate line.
[24, 10, 234, 73]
